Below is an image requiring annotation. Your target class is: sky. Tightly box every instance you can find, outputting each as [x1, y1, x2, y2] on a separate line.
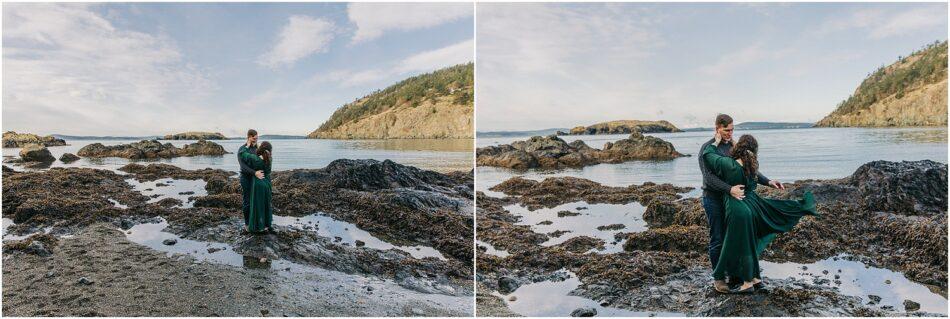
[3, 3, 473, 136]
[476, 2, 948, 131]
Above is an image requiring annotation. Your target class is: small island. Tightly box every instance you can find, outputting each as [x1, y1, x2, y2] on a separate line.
[477, 132, 684, 169]
[2, 131, 67, 148]
[557, 120, 682, 136]
[163, 132, 228, 140]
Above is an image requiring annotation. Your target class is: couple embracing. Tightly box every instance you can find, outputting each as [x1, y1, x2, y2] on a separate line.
[699, 114, 818, 294]
[238, 129, 275, 234]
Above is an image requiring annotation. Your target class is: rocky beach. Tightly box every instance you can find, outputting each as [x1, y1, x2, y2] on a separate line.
[2, 159, 475, 316]
[475, 160, 947, 316]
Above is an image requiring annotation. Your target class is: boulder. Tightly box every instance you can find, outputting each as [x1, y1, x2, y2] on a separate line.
[849, 160, 947, 215]
[59, 153, 80, 163]
[497, 276, 520, 294]
[903, 299, 920, 312]
[19, 144, 55, 162]
[570, 307, 597, 317]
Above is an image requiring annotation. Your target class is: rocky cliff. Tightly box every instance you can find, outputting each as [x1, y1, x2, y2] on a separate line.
[816, 41, 948, 127]
[557, 120, 681, 135]
[309, 63, 473, 139]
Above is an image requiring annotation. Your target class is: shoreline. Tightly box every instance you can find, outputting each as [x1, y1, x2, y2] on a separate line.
[475, 160, 948, 316]
[2, 159, 475, 316]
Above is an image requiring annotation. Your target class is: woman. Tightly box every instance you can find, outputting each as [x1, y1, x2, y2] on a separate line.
[702, 134, 817, 293]
[240, 141, 273, 234]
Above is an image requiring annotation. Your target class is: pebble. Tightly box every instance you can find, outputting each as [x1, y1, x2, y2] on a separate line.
[904, 299, 921, 312]
[162, 238, 177, 245]
[571, 307, 597, 317]
[78, 277, 94, 285]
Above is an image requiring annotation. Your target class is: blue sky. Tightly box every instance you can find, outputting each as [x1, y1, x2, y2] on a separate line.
[3, 3, 473, 136]
[477, 2, 948, 131]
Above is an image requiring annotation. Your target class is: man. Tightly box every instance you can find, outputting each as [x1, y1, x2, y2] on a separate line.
[238, 129, 264, 231]
[698, 114, 784, 293]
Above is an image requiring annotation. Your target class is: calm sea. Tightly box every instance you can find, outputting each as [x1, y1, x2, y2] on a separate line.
[476, 127, 948, 193]
[3, 138, 474, 174]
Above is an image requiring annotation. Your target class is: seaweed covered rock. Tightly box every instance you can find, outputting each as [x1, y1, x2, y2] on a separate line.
[78, 139, 228, 159]
[848, 160, 947, 215]
[19, 144, 55, 163]
[476, 134, 683, 169]
[59, 153, 80, 163]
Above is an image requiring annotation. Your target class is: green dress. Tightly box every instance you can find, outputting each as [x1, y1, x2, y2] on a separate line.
[702, 144, 818, 282]
[240, 149, 272, 232]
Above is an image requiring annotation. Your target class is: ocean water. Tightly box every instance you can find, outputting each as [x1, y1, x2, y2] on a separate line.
[476, 127, 947, 192]
[3, 138, 474, 173]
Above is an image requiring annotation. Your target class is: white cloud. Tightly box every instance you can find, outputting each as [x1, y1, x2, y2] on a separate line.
[869, 7, 946, 39]
[348, 3, 472, 43]
[258, 15, 336, 68]
[816, 7, 946, 39]
[238, 38, 473, 121]
[396, 39, 473, 74]
[476, 3, 665, 131]
[2, 3, 216, 135]
[698, 44, 794, 77]
[327, 39, 473, 87]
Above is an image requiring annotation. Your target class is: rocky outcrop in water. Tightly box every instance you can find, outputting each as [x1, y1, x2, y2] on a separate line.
[18, 144, 55, 163]
[557, 120, 682, 135]
[2, 131, 66, 148]
[58, 153, 80, 163]
[163, 132, 228, 140]
[476, 133, 684, 169]
[476, 159, 947, 316]
[77, 139, 228, 159]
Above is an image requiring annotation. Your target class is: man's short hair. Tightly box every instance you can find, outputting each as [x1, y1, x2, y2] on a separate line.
[715, 114, 733, 128]
[247, 129, 258, 137]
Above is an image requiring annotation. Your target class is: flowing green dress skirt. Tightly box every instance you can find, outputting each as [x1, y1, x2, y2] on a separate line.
[702, 144, 818, 282]
[247, 176, 273, 232]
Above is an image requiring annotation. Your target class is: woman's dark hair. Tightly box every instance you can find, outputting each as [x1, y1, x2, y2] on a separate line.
[256, 141, 272, 167]
[730, 135, 758, 179]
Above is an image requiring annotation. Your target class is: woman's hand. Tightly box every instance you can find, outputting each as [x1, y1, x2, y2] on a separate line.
[713, 131, 722, 146]
[255, 170, 264, 179]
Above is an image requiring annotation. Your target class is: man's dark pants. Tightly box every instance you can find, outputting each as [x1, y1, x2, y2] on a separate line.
[702, 194, 726, 271]
[240, 174, 252, 225]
